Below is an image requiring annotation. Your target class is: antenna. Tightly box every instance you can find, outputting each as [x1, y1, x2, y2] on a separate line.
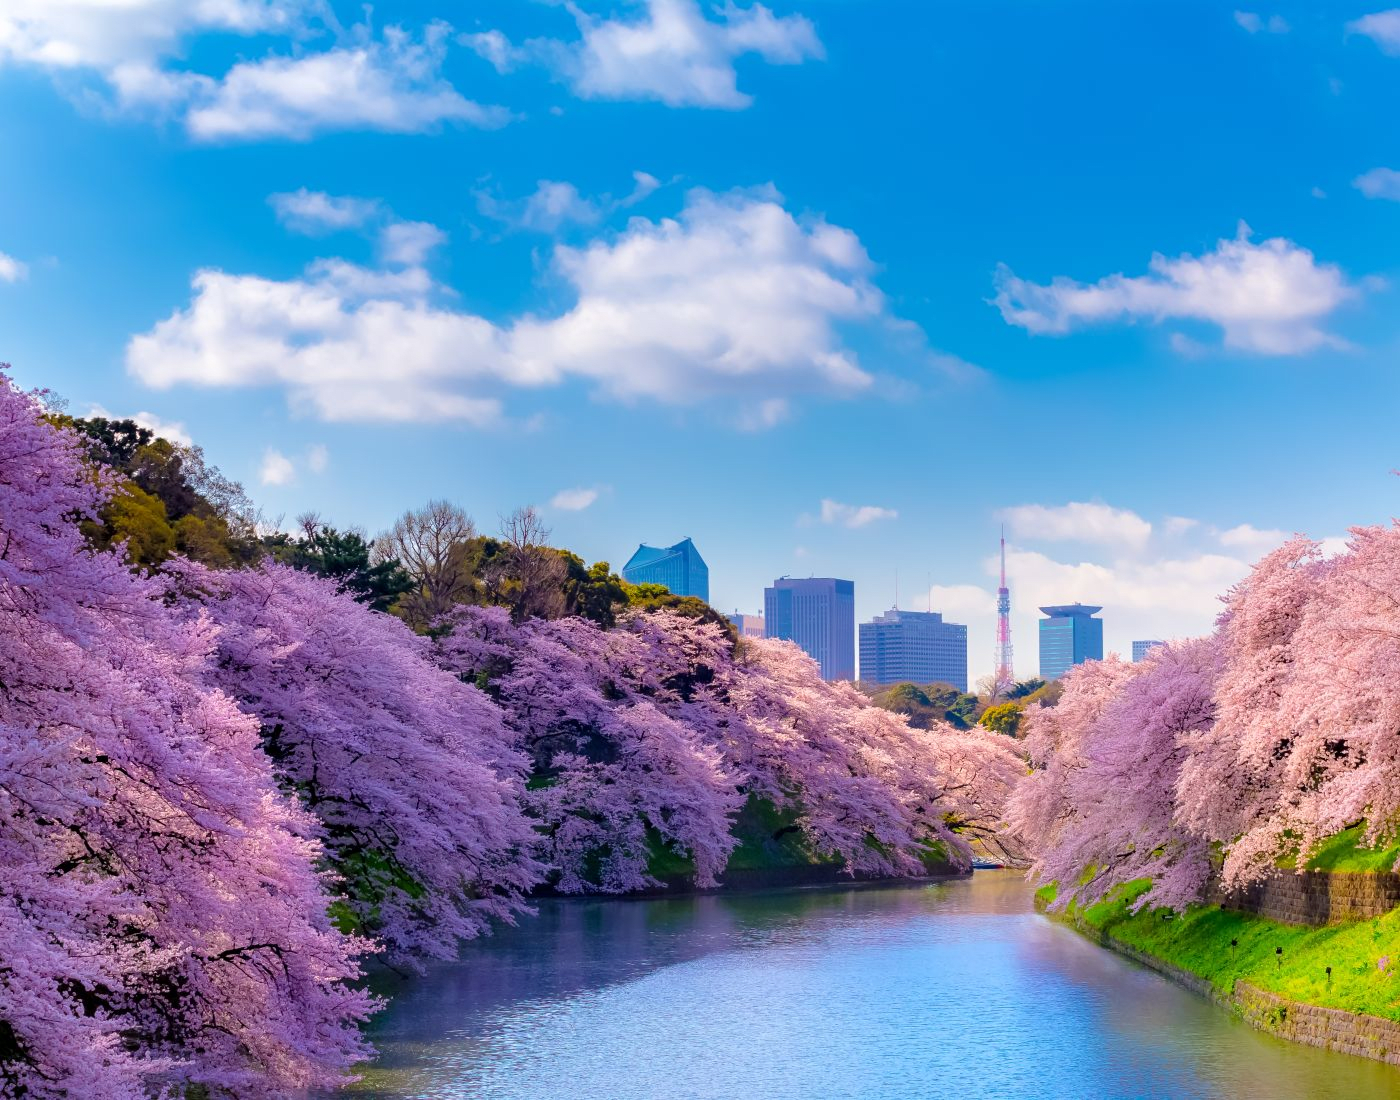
[995, 526, 1014, 697]
[894, 568, 899, 611]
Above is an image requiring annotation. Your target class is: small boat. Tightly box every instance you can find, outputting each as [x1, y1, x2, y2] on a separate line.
[970, 857, 1006, 870]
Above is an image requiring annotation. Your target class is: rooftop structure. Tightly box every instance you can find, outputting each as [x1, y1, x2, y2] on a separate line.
[859, 608, 968, 691]
[1038, 603, 1104, 680]
[764, 577, 855, 681]
[621, 538, 709, 603]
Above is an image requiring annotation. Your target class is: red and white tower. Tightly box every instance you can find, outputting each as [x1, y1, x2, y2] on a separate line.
[994, 528, 1014, 696]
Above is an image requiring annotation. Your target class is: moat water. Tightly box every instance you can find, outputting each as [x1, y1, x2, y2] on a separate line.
[338, 871, 1400, 1099]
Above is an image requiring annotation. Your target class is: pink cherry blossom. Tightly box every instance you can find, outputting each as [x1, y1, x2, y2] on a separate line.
[0, 372, 372, 1098]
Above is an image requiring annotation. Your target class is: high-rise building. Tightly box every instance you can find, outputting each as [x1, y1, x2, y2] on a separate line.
[859, 609, 968, 691]
[621, 538, 709, 602]
[764, 577, 855, 681]
[1038, 604, 1104, 680]
[728, 612, 765, 639]
[1132, 639, 1165, 662]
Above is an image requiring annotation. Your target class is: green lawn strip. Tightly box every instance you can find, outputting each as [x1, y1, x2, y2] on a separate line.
[1303, 826, 1400, 874]
[1045, 879, 1400, 1022]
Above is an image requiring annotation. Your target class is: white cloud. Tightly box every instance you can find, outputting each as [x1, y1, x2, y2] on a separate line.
[994, 223, 1359, 355]
[620, 171, 662, 207]
[479, 180, 603, 233]
[956, 518, 1358, 681]
[378, 220, 447, 266]
[270, 189, 381, 234]
[1009, 549, 1238, 618]
[1216, 522, 1289, 554]
[736, 397, 790, 430]
[128, 187, 894, 424]
[186, 24, 509, 142]
[306, 443, 328, 473]
[522, 181, 601, 231]
[0, 0, 306, 71]
[820, 499, 897, 528]
[86, 403, 192, 446]
[0, 6, 504, 142]
[461, 29, 527, 73]
[923, 584, 996, 619]
[1355, 167, 1400, 201]
[1008, 544, 1246, 634]
[1000, 501, 1153, 551]
[569, 0, 823, 107]
[1348, 10, 1400, 54]
[1164, 515, 1199, 536]
[1234, 11, 1289, 33]
[926, 547, 1251, 681]
[550, 486, 599, 511]
[478, 172, 667, 234]
[259, 447, 295, 485]
[472, 0, 823, 110]
[0, 250, 26, 283]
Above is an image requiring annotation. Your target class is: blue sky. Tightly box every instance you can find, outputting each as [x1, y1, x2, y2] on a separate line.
[3, 0, 1400, 681]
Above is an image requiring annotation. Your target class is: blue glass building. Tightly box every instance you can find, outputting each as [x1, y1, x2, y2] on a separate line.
[858, 609, 968, 691]
[1132, 639, 1165, 662]
[1038, 604, 1104, 680]
[621, 538, 709, 602]
[764, 577, 856, 681]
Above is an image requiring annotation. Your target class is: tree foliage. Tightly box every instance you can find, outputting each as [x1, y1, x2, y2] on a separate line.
[1010, 525, 1400, 914]
[1, 372, 1026, 1096]
[1, 376, 372, 1098]
[173, 561, 540, 966]
[437, 609, 1024, 892]
[265, 515, 414, 613]
[864, 681, 981, 730]
[61, 415, 259, 568]
[979, 701, 1025, 737]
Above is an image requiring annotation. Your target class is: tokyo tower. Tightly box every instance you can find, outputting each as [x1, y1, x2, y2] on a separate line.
[994, 528, 1014, 696]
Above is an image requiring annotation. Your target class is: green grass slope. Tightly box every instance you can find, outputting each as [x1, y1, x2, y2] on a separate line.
[1043, 880, 1400, 1022]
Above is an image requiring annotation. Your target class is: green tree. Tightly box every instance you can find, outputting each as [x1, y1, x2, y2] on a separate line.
[622, 581, 735, 633]
[1007, 678, 1046, 700]
[272, 518, 414, 613]
[83, 482, 176, 566]
[979, 701, 1025, 737]
[865, 682, 980, 730]
[61, 416, 259, 567]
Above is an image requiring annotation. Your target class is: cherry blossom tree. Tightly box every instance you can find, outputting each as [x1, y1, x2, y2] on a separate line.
[438, 607, 742, 892]
[1012, 643, 1220, 911]
[1004, 656, 1138, 884]
[172, 561, 542, 965]
[1277, 525, 1400, 864]
[1176, 537, 1331, 889]
[438, 607, 1023, 890]
[0, 373, 372, 1098]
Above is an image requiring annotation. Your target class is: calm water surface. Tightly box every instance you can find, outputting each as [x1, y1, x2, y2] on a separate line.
[340, 872, 1400, 1099]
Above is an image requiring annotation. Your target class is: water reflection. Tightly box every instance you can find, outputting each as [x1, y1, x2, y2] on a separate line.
[339, 873, 1400, 1099]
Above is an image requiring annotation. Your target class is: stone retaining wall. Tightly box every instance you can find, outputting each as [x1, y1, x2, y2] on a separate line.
[1210, 871, 1400, 926]
[1233, 981, 1400, 1065]
[1041, 898, 1400, 1068]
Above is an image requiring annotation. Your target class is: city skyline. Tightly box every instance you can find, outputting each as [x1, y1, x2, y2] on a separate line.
[1, 1, 1393, 685]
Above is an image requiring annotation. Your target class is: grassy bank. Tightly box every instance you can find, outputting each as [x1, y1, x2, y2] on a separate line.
[1040, 880, 1400, 1022]
[1287, 825, 1400, 874]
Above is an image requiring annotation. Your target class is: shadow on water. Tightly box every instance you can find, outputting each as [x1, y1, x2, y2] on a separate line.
[334, 872, 1400, 1100]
